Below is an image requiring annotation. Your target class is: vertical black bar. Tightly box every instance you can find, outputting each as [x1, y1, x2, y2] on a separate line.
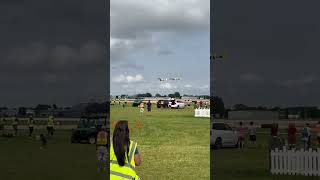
[210, 0, 214, 179]
[105, 0, 110, 179]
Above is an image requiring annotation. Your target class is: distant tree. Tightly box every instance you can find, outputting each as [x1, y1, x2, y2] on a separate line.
[270, 106, 280, 111]
[174, 92, 181, 98]
[18, 107, 27, 116]
[52, 104, 57, 109]
[168, 94, 175, 98]
[155, 93, 162, 97]
[233, 104, 247, 110]
[120, 94, 127, 98]
[145, 93, 152, 97]
[86, 102, 107, 114]
[213, 96, 225, 118]
[0, 107, 8, 111]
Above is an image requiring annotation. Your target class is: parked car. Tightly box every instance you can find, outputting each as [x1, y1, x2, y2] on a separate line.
[210, 122, 238, 149]
[168, 100, 185, 109]
[157, 100, 170, 108]
[132, 99, 143, 107]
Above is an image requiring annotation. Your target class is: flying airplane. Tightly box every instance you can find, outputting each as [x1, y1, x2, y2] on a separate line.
[210, 53, 224, 60]
[158, 78, 168, 81]
[169, 77, 181, 80]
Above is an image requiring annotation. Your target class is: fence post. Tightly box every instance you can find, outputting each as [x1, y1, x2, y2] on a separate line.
[317, 148, 320, 176]
[270, 149, 274, 174]
[312, 149, 316, 176]
[283, 147, 287, 175]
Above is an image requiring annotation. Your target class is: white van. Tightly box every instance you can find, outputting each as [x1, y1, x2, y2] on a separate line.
[210, 122, 239, 149]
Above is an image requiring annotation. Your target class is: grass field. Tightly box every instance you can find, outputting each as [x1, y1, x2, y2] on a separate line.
[0, 130, 104, 180]
[110, 105, 210, 180]
[212, 131, 319, 180]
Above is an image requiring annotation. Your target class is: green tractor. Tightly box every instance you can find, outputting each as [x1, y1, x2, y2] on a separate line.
[71, 116, 105, 144]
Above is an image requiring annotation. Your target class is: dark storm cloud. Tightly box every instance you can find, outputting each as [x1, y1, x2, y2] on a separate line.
[0, 0, 107, 107]
[212, 0, 320, 107]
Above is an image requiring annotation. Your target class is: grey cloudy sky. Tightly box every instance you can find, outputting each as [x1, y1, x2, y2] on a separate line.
[212, 0, 320, 107]
[0, 0, 107, 107]
[110, 0, 210, 96]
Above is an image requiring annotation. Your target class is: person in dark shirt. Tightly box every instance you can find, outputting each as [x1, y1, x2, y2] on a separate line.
[147, 100, 152, 112]
[270, 123, 279, 150]
[288, 123, 297, 149]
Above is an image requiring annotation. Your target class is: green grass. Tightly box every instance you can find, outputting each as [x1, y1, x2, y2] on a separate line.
[110, 105, 210, 180]
[212, 132, 318, 180]
[0, 130, 105, 180]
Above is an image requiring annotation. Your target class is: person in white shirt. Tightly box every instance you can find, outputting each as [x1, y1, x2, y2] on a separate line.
[248, 121, 257, 148]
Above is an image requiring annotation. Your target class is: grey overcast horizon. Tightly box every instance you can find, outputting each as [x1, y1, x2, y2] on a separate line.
[110, 0, 210, 97]
[212, 0, 320, 107]
[0, 0, 108, 107]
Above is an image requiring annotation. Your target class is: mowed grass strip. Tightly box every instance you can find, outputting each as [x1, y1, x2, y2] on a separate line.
[0, 130, 101, 180]
[110, 105, 210, 180]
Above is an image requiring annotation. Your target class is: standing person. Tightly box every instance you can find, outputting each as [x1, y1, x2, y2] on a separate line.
[248, 121, 257, 148]
[237, 122, 247, 149]
[204, 101, 208, 109]
[301, 123, 311, 150]
[12, 116, 19, 136]
[96, 126, 108, 173]
[147, 100, 152, 112]
[270, 123, 279, 149]
[47, 115, 54, 136]
[288, 123, 297, 149]
[110, 120, 141, 180]
[314, 121, 320, 146]
[0, 116, 4, 136]
[28, 115, 35, 137]
[199, 101, 203, 108]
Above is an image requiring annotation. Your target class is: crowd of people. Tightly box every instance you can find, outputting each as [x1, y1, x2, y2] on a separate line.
[234, 121, 320, 150]
[0, 115, 56, 149]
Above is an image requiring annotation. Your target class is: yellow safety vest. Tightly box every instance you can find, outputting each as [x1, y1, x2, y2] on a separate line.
[110, 140, 140, 180]
[96, 131, 107, 145]
[28, 119, 34, 127]
[47, 116, 54, 127]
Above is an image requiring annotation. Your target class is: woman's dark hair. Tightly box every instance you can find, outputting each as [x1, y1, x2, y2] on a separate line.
[113, 120, 130, 166]
[239, 122, 243, 126]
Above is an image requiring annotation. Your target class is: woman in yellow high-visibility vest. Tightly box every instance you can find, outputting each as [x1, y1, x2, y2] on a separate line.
[110, 120, 141, 180]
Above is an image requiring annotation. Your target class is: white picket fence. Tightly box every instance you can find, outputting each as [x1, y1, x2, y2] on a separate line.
[270, 148, 320, 176]
[194, 108, 210, 118]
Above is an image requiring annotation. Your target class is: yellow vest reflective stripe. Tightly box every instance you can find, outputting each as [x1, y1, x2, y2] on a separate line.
[28, 119, 34, 127]
[47, 116, 54, 126]
[96, 131, 107, 145]
[110, 140, 138, 180]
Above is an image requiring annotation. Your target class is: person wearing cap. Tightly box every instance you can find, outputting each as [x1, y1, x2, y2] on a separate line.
[96, 125, 108, 172]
